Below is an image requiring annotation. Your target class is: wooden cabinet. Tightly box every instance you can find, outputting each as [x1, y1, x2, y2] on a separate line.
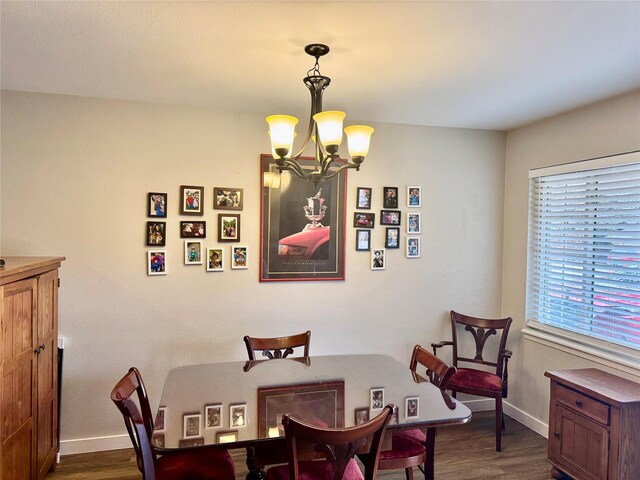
[1, 257, 64, 480]
[545, 369, 640, 480]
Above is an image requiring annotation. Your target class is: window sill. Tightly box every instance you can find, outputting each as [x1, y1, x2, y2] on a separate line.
[522, 326, 640, 378]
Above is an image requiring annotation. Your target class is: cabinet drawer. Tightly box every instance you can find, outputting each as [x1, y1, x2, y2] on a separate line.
[556, 384, 609, 425]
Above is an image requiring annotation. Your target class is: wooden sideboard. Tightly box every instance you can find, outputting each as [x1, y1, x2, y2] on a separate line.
[1, 256, 65, 480]
[545, 368, 640, 480]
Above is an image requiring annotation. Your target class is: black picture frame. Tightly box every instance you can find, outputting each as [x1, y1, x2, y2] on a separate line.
[213, 187, 243, 210]
[146, 221, 166, 246]
[218, 214, 240, 242]
[380, 209, 401, 226]
[385, 227, 400, 249]
[180, 185, 204, 216]
[383, 187, 399, 209]
[356, 187, 372, 209]
[148, 192, 167, 218]
[355, 229, 371, 251]
[353, 212, 375, 228]
[180, 221, 206, 238]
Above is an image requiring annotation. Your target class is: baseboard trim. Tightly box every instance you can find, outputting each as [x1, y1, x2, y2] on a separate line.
[461, 398, 549, 439]
[60, 434, 132, 455]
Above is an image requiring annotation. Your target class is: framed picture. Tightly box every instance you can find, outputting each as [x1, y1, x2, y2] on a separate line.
[380, 210, 401, 226]
[385, 227, 400, 249]
[216, 430, 238, 444]
[405, 397, 420, 419]
[183, 413, 202, 438]
[148, 192, 167, 218]
[184, 240, 203, 265]
[407, 186, 421, 208]
[205, 404, 222, 429]
[353, 212, 375, 228]
[180, 185, 204, 216]
[230, 404, 247, 428]
[206, 248, 224, 272]
[147, 250, 167, 275]
[214, 187, 243, 210]
[406, 237, 421, 258]
[151, 433, 165, 448]
[354, 407, 369, 426]
[356, 187, 372, 209]
[355, 229, 371, 251]
[389, 405, 399, 425]
[407, 212, 421, 234]
[179, 437, 204, 447]
[154, 406, 166, 431]
[383, 187, 398, 209]
[231, 246, 248, 269]
[371, 249, 385, 270]
[370, 387, 385, 411]
[180, 221, 206, 238]
[257, 381, 345, 438]
[218, 214, 240, 242]
[146, 221, 166, 246]
[260, 154, 347, 282]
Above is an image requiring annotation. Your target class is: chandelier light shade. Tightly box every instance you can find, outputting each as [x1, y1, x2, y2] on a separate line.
[266, 44, 373, 186]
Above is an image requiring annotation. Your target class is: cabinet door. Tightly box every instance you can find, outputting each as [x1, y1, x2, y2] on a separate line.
[36, 270, 58, 480]
[551, 404, 609, 480]
[1, 278, 37, 480]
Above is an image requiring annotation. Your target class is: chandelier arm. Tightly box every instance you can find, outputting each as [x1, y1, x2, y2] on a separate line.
[322, 162, 360, 180]
[278, 159, 310, 180]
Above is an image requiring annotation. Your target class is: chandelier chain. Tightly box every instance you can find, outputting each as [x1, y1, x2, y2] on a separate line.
[307, 56, 322, 77]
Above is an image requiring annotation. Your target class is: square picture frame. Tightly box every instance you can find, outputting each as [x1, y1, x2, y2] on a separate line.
[146, 221, 166, 247]
[214, 187, 243, 210]
[231, 246, 248, 269]
[406, 237, 421, 258]
[370, 387, 385, 411]
[216, 430, 238, 444]
[371, 248, 386, 270]
[183, 413, 202, 438]
[407, 212, 421, 234]
[230, 404, 247, 428]
[151, 433, 165, 448]
[148, 192, 167, 218]
[147, 250, 167, 276]
[180, 221, 206, 238]
[407, 186, 422, 208]
[206, 248, 224, 272]
[405, 397, 420, 419]
[184, 240, 203, 265]
[353, 212, 375, 228]
[385, 227, 400, 249]
[355, 229, 371, 251]
[354, 407, 370, 426]
[356, 187, 372, 210]
[154, 406, 166, 431]
[380, 210, 401, 226]
[205, 404, 222, 429]
[180, 185, 204, 216]
[383, 187, 399, 209]
[218, 214, 240, 242]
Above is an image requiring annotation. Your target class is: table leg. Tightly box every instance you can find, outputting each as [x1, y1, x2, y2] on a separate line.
[246, 446, 266, 480]
[423, 427, 436, 480]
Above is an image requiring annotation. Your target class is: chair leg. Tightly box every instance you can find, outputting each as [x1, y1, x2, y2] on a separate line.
[496, 397, 503, 452]
[405, 467, 414, 480]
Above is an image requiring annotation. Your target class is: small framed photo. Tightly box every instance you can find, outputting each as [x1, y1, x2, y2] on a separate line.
[180, 185, 204, 216]
[354, 212, 375, 228]
[383, 187, 398, 209]
[154, 406, 166, 431]
[385, 227, 400, 249]
[406, 237, 421, 258]
[148, 192, 167, 218]
[147, 251, 167, 276]
[183, 413, 202, 438]
[389, 405, 399, 425]
[371, 249, 386, 270]
[179, 437, 204, 447]
[354, 407, 370, 426]
[218, 214, 240, 242]
[206, 248, 224, 272]
[151, 433, 165, 448]
[205, 404, 222, 429]
[370, 388, 385, 411]
[146, 221, 166, 247]
[184, 240, 203, 265]
[230, 404, 247, 428]
[380, 210, 401, 226]
[407, 186, 422, 208]
[216, 430, 238, 444]
[214, 187, 243, 210]
[180, 221, 206, 238]
[231, 246, 248, 269]
[356, 187, 372, 210]
[405, 397, 420, 419]
[355, 229, 371, 251]
[407, 212, 421, 234]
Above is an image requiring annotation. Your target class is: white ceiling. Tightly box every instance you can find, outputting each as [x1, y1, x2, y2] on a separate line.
[1, 1, 639, 131]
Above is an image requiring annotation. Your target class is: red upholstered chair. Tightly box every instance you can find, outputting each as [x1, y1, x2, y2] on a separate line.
[432, 310, 513, 451]
[244, 330, 311, 360]
[266, 405, 394, 480]
[111, 367, 235, 480]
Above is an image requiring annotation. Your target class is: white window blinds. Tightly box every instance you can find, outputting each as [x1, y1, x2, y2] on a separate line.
[526, 152, 640, 353]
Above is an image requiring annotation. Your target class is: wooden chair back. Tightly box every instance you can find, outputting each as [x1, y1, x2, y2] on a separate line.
[283, 404, 393, 480]
[244, 331, 311, 360]
[409, 344, 456, 389]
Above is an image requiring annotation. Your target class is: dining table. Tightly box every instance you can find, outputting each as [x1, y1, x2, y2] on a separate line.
[154, 354, 472, 480]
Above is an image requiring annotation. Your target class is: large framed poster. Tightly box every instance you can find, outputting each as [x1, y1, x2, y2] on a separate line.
[260, 154, 347, 281]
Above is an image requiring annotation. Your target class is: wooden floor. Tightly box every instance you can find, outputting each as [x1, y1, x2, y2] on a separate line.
[47, 412, 553, 480]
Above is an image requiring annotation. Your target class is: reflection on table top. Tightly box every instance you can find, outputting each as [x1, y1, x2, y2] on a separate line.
[155, 354, 471, 450]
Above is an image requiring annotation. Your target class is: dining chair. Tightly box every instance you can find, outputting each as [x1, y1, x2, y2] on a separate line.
[266, 404, 394, 480]
[110, 367, 236, 480]
[432, 310, 513, 451]
[369, 345, 456, 480]
[244, 330, 311, 360]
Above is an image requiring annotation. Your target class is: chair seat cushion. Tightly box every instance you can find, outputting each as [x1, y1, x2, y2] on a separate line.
[392, 428, 426, 446]
[379, 430, 426, 461]
[449, 368, 502, 392]
[266, 457, 363, 480]
[156, 448, 235, 480]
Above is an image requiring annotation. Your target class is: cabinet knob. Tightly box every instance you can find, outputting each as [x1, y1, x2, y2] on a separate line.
[554, 432, 560, 438]
[34, 347, 41, 354]
[39, 343, 46, 350]
[575, 400, 583, 408]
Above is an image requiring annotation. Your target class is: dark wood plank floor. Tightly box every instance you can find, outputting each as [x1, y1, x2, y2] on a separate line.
[47, 412, 552, 479]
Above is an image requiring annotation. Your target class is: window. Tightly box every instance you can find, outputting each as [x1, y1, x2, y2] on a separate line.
[526, 152, 640, 360]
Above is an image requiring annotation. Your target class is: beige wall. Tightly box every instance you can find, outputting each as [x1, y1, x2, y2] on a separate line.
[1, 90, 506, 449]
[502, 90, 640, 425]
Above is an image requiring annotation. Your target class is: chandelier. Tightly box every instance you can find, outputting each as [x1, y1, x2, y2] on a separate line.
[266, 44, 374, 186]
